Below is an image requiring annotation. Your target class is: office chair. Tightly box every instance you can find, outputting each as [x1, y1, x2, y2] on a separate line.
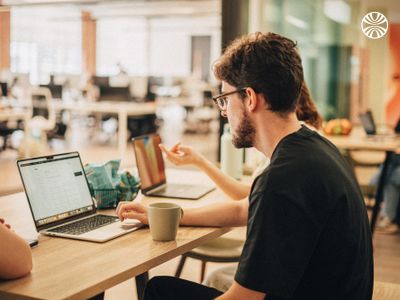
[0, 123, 18, 151]
[29, 87, 57, 143]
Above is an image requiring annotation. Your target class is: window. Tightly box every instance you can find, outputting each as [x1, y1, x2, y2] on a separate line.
[96, 14, 221, 79]
[11, 6, 82, 84]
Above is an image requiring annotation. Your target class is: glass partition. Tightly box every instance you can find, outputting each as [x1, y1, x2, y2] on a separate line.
[262, 0, 361, 119]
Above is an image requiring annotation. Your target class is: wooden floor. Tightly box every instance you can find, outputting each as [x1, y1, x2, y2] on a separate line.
[1, 129, 399, 299]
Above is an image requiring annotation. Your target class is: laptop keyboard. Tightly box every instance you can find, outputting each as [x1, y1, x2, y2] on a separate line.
[47, 215, 119, 236]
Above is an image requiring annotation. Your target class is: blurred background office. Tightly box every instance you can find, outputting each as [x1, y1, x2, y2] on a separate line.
[0, 0, 400, 298]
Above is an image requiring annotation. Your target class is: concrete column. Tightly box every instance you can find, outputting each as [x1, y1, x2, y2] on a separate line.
[218, 0, 250, 161]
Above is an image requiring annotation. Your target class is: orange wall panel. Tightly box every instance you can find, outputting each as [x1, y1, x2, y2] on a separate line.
[0, 7, 10, 70]
[385, 24, 400, 127]
[82, 11, 96, 76]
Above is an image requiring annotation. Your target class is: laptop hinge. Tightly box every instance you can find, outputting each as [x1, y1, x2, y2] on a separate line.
[147, 184, 167, 194]
[43, 213, 101, 232]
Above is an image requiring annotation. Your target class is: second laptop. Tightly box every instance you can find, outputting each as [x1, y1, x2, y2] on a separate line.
[132, 134, 214, 200]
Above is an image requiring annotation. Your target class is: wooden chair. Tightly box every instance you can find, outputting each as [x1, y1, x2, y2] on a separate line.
[19, 87, 57, 156]
[346, 150, 385, 208]
[29, 86, 57, 134]
[175, 237, 244, 283]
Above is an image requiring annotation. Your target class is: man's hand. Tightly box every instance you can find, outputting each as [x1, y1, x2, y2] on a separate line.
[159, 143, 204, 167]
[116, 202, 149, 224]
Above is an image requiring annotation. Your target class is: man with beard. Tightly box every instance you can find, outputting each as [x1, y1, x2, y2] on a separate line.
[117, 32, 373, 300]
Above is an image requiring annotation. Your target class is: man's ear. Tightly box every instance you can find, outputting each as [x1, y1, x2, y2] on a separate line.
[246, 87, 259, 112]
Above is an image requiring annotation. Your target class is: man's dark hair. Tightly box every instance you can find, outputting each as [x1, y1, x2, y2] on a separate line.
[213, 32, 304, 113]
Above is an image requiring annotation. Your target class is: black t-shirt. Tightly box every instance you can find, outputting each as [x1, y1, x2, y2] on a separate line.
[235, 126, 373, 300]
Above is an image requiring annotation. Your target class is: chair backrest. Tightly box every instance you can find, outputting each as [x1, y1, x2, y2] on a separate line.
[29, 87, 56, 131]
[39, 84, 63, 99]
[129, 76, 148, 100]
[99, 86, 131, 102]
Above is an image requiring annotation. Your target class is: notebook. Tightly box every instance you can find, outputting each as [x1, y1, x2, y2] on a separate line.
[17, 152, 142, 243]
[132, 134, 215, 200]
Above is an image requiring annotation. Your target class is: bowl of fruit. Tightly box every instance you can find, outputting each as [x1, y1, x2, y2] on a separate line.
[323, 118, 352, 136]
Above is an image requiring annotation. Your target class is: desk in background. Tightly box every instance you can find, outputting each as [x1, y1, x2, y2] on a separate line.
[52, 100, 156, 158]
[0, 169, 232, 299]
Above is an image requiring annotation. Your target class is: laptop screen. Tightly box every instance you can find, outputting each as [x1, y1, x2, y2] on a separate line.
[359, 111, 376, 135]
[17, 152, 94, 228]
[132, 134, 166, 191]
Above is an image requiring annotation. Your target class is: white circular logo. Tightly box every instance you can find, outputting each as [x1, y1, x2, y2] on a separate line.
[361, 12, 388, 39]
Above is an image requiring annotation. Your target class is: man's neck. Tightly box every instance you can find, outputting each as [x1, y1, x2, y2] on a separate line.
[253, 112, 301, 158]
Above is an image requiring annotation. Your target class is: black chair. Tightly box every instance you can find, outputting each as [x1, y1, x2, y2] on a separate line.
[128, 114, 157, 139]
[99, 86, 131, 102]
[0, 122, 18, 151]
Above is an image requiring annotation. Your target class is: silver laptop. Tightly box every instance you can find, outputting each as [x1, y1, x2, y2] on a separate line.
[17, 152, 142, 243]
[132, 134, 214, 200]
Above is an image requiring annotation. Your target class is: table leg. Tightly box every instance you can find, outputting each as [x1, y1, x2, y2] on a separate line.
[370, 151, 394, 234]
[135, 271, 149, 300]
[118, 110, 128, 159]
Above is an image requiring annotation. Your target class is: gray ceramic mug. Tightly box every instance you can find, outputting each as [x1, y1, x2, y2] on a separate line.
[148, 202, 184, 241]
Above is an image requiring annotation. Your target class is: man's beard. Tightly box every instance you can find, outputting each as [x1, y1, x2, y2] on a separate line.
[231, 111, 255, 148]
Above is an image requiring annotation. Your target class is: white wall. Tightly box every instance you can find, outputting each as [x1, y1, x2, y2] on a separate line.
[97, 15, 221, 78]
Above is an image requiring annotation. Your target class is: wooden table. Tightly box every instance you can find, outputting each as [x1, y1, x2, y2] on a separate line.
[373, 281, 400, 300]
[0, 110, 30, 123]
[327, 134, 400, 234]
[2, 97, 157, 158]
[0, 169, 231, 299]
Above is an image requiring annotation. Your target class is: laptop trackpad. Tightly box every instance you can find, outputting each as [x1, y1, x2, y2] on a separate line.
[79, 220, 142, 240]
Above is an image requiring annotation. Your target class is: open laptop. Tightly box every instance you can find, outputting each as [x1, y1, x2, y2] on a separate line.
[132, 134, 214, 199]
[17, 152, 142, 243]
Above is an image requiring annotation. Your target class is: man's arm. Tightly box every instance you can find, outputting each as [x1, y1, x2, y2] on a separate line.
[0, 222, 32, 280]
[117, 199, 248, 227]
[180, 199, 248, 227]
[159, 143, 251, 200]
[217, 281, 266, 300]
[197, 157, 251, 200]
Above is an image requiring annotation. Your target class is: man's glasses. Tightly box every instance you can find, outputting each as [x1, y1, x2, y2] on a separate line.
[212, 88, 248, 111]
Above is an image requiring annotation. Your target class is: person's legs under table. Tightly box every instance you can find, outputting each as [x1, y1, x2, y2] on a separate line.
[371, 151, 395, 233]
[381, 166, 400, 221]
[143, 276, 223, 300]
